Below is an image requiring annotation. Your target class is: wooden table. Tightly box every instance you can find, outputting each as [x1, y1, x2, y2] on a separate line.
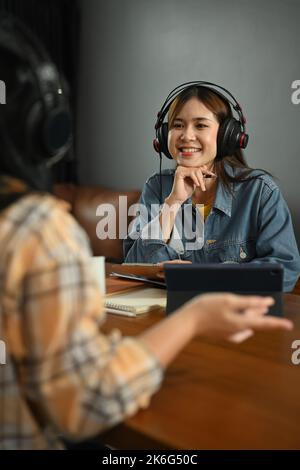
[101, 274, 300, 450]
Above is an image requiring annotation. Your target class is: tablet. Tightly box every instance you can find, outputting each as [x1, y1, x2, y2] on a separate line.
[164, 263, 283, 317]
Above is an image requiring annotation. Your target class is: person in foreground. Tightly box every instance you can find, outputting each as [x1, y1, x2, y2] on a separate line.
[0, 17, 294, 450]
[124, 82, 300, 292]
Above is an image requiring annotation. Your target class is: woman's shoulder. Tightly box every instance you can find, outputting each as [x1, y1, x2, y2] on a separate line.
[232, 166, 279, 193]
[147, 168, 175, 180]
[145, 168, 175, 186]
[11, 192, 86, 238]
[27, 193, 91, 257]
[141, 169, 175, 201]
[0, 192, 90, 258]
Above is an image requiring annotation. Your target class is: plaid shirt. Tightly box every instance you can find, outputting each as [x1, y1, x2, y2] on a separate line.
[0, 192, 163, 449]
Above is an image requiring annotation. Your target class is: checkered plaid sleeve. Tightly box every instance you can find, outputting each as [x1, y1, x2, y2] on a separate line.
[7, 195, 163, 440]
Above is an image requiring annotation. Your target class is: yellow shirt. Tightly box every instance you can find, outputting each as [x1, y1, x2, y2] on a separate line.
[193, 201, 213, 221]
[202, 202, 212, 220]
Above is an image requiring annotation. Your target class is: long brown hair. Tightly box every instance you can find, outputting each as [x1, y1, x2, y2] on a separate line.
[168, 86, 270, 194]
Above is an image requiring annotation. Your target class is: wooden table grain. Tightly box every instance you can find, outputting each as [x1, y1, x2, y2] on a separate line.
[101, 272, 300, 450]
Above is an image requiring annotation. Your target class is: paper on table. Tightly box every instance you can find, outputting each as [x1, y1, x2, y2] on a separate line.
[105, 287, 167, 316]
[110, 272, 166, 288]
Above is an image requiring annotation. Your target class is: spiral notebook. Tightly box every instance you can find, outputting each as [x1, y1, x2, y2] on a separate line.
[105, 287, 167, 317]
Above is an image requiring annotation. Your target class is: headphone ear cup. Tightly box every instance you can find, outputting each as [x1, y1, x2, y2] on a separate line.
[217, 118, 243, 158]
[43, 106, 72, 158]
[0, 16, 73, 168]
[21, 92, 72, 165]
[157, 122, 173, 159]
[21, 93, 44, 163]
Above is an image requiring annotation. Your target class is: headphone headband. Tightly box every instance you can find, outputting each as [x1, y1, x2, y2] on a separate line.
[155, 81, 246, 133]
[153, 81, 249, 161]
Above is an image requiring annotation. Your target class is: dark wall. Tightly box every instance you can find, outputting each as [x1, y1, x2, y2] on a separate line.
[0, 0, 80, 182]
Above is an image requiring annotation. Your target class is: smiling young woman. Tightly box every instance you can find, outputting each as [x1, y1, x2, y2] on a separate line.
[124, 84, 300, 292]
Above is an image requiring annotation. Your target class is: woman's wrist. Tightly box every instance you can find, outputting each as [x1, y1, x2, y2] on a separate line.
[165, 195, 183, 207]
[175, 303, 199, 341]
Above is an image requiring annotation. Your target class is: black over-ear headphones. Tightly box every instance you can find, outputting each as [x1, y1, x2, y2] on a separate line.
[153, 81, 249, 160]
[0, 15, 72, 167]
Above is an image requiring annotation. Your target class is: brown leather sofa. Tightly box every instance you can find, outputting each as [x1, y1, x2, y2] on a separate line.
[54, 184, 141, 262]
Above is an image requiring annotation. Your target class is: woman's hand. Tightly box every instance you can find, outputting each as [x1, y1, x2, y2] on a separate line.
[159, 165, 216, 243]
[182, 293, 293, 342]
[156, 260, 192, 279]
[166, 165, 216, 206]
[140, 292, 293, 368]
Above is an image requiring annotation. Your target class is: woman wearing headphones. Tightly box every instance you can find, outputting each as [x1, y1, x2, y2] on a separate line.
[124, 83, 300, 292]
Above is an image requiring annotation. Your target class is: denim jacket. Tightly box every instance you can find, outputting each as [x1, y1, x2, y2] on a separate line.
[124, 165, 300, 292]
